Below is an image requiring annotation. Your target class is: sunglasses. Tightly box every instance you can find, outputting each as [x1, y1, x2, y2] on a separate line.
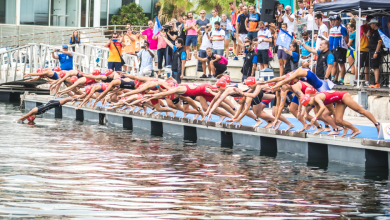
[200, 13, 205, 14]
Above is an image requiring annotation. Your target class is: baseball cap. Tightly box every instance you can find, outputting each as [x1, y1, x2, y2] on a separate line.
[333, 14, 341, 20]
[329, 15, 335, 20]
[62, 45, 68, 49]
[368, 18, 379, 24]
[302, 30, 309, 36]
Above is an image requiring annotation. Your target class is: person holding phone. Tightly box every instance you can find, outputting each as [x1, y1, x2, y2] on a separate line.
[51, 45, 74, 71]
[104, 32, 124, 72]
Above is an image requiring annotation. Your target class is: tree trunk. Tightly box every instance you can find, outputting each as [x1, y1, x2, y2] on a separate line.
[215, 4, 222, 16]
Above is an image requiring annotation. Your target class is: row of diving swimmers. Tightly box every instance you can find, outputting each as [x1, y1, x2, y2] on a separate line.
[19, 56, 380, 138]
[19, 64, 380, 137]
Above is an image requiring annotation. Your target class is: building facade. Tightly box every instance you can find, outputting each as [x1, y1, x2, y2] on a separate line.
[0, 0, 156, 27]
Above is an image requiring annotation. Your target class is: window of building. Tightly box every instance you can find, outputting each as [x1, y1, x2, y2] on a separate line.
[0, 0, 16, 24]
[20, 0, 49, 25]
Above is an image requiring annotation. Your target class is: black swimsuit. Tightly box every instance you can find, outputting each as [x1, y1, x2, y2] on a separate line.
[36, 100, 61, 115]
[119, 80, 135, 89]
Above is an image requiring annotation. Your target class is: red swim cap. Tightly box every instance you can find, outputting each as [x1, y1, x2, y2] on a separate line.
[134, 80, 142, 88]
[268, 82, 276, 87]
[59, 71, 67, 78]
[245, 77, 256, 86]
[305, 86, 317, 94]
[216, 79, 227, 88]
[27, 116, 35, 122]
[70, 76, 78, 83]
[102, 83, 109, 91]
[85, 86, 92, 94]
[92, 69, 101, 75]
[54, 67, 61, 72]
[137, 93, 144, 100]
[105, 69, 114, 76]
[221, 75, 231, 84]
[301, 94, 311, 106]
[36, 68, 43, 73]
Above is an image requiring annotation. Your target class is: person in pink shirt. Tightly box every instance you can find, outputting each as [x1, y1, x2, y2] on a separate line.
[185, 12, 198, 60]
[152, 30, 167, 77]
[142, 20, 158, 67]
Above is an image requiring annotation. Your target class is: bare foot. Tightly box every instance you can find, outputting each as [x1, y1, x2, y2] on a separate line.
[311, 125, 317, 130]
[218, 116, 226, 124]
[149, 109, 157, 115]
[350, 129, 362, 138]
[285, 124, 295, 131]
[172, 109, 177, 118]
[313, 127, 325, 135]
[182, 113, 188, 119]
[274, 121, 282, 130]
[327, 130, 339, 136]
[192, 114, 199, 120]
[324, 127, 331, 132]
[253, 119, 263, 129]
[264, 123, 273, 129]
[341, 128, 349, 137]
[338, 126, 344, 132]
[297, 127, 306, 133]
[304, 124, 311, 130]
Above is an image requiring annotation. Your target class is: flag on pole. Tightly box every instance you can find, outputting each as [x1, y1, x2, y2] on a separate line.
[379, 28, 390, 49]
[153, 17, 162, 36]
[226, 19, 233, 31]
[275, 28, 293, 49]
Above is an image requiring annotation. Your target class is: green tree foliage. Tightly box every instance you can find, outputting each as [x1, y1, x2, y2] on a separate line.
[111, 3, 149, 27]
[158, 0, 193, 22]
[194, 0, 255, 18]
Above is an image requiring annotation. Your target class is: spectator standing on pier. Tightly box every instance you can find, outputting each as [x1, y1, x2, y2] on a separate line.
[137, 41, 154, 77]
[329, 15, 348, 85]
[198, 24, 213, 78]
[196, 10, 210, 46]
[51, 45, 73, 71]
[210, 9, 221, 31]
[185, 12, 198, 60]
[236, 6, 249, 59]
[211, 21, 225, 56]
[69, 30, 81, 46]
[257, 21, 272, 70]
[141, 21, 158, 66]
[302, 6, 317, 36]
[245, 5, 261, 41]
[104, 32, 123, 72]
[282, 5, 296, 35]
[315, 14, 328, 50]
[368, 18, 383, 88]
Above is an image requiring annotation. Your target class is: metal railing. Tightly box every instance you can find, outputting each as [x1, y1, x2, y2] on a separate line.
[0, 25, 148, 48]
[0, 42, 140, 85]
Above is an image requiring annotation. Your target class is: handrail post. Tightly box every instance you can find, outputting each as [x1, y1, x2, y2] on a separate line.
[14, 49, 18, 81]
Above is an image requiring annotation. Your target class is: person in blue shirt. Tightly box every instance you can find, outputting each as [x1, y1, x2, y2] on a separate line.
[69, 30, 81, 46]
[160, 34, 186, 84]
[299, 31, 315, 67]
[297, 38, 335, 80]
[51, 45, 73, 71]
[329, 14, 348, 85]
[282, 41, 300, 75]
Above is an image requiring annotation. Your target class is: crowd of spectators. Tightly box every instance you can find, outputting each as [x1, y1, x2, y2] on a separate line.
[95, 0, 388, 88]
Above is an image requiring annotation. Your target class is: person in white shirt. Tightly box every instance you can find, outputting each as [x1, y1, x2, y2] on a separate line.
[315, 13, 329, 50]
[197, 24, 213, 78]
[256, 21, 272, 70]
[302, 6, 318, 36]
[282, 5, 296, 34]
[211, 21, 226, 56]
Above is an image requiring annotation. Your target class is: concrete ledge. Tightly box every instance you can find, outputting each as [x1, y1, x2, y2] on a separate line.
[133, 118, 151, 130]
[277, 139, 308, 157]
[232, 133, 261, 150]
[83, 111, 100, 123]
[197, 127, 221, 143]
[106, 114, 123, 127]
[163, 123, 184, 136]
[328, 144, 365, 166]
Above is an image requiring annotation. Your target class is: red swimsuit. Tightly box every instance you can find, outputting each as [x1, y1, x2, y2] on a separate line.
[181, 84, 215, 102]
[84, 77, 96, 86]
[322, 91, 348, 105]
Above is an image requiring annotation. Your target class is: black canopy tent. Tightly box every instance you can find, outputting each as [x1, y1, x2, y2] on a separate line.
[313, 0, 390, 87]
[314, 0, 390, 14]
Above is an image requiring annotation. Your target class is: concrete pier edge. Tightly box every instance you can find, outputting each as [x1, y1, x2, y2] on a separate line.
[24, 98, 390, 169]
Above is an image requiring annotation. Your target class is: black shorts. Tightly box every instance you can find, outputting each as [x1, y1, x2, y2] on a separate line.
[36, 100, 61, 115]
[333, 48, 347, 64]
[213, 61, 227, 75]
[360, 51, 369, 67]
[231, 33, 236, 41]
[182, 96, 196, 105]
[272, 93, 293, 107]
[257, 49, 269, 64]
[370, 51, 381, 69]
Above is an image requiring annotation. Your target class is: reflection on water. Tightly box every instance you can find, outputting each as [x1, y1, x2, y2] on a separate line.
[0, 102, 390, 219]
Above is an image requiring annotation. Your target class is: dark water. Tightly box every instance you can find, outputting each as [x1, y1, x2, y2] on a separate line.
[1, 102, 390, 219]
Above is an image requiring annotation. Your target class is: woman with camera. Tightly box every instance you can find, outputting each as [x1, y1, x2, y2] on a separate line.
[152, 28, 168, 78]
[165, 20, 178, 66]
